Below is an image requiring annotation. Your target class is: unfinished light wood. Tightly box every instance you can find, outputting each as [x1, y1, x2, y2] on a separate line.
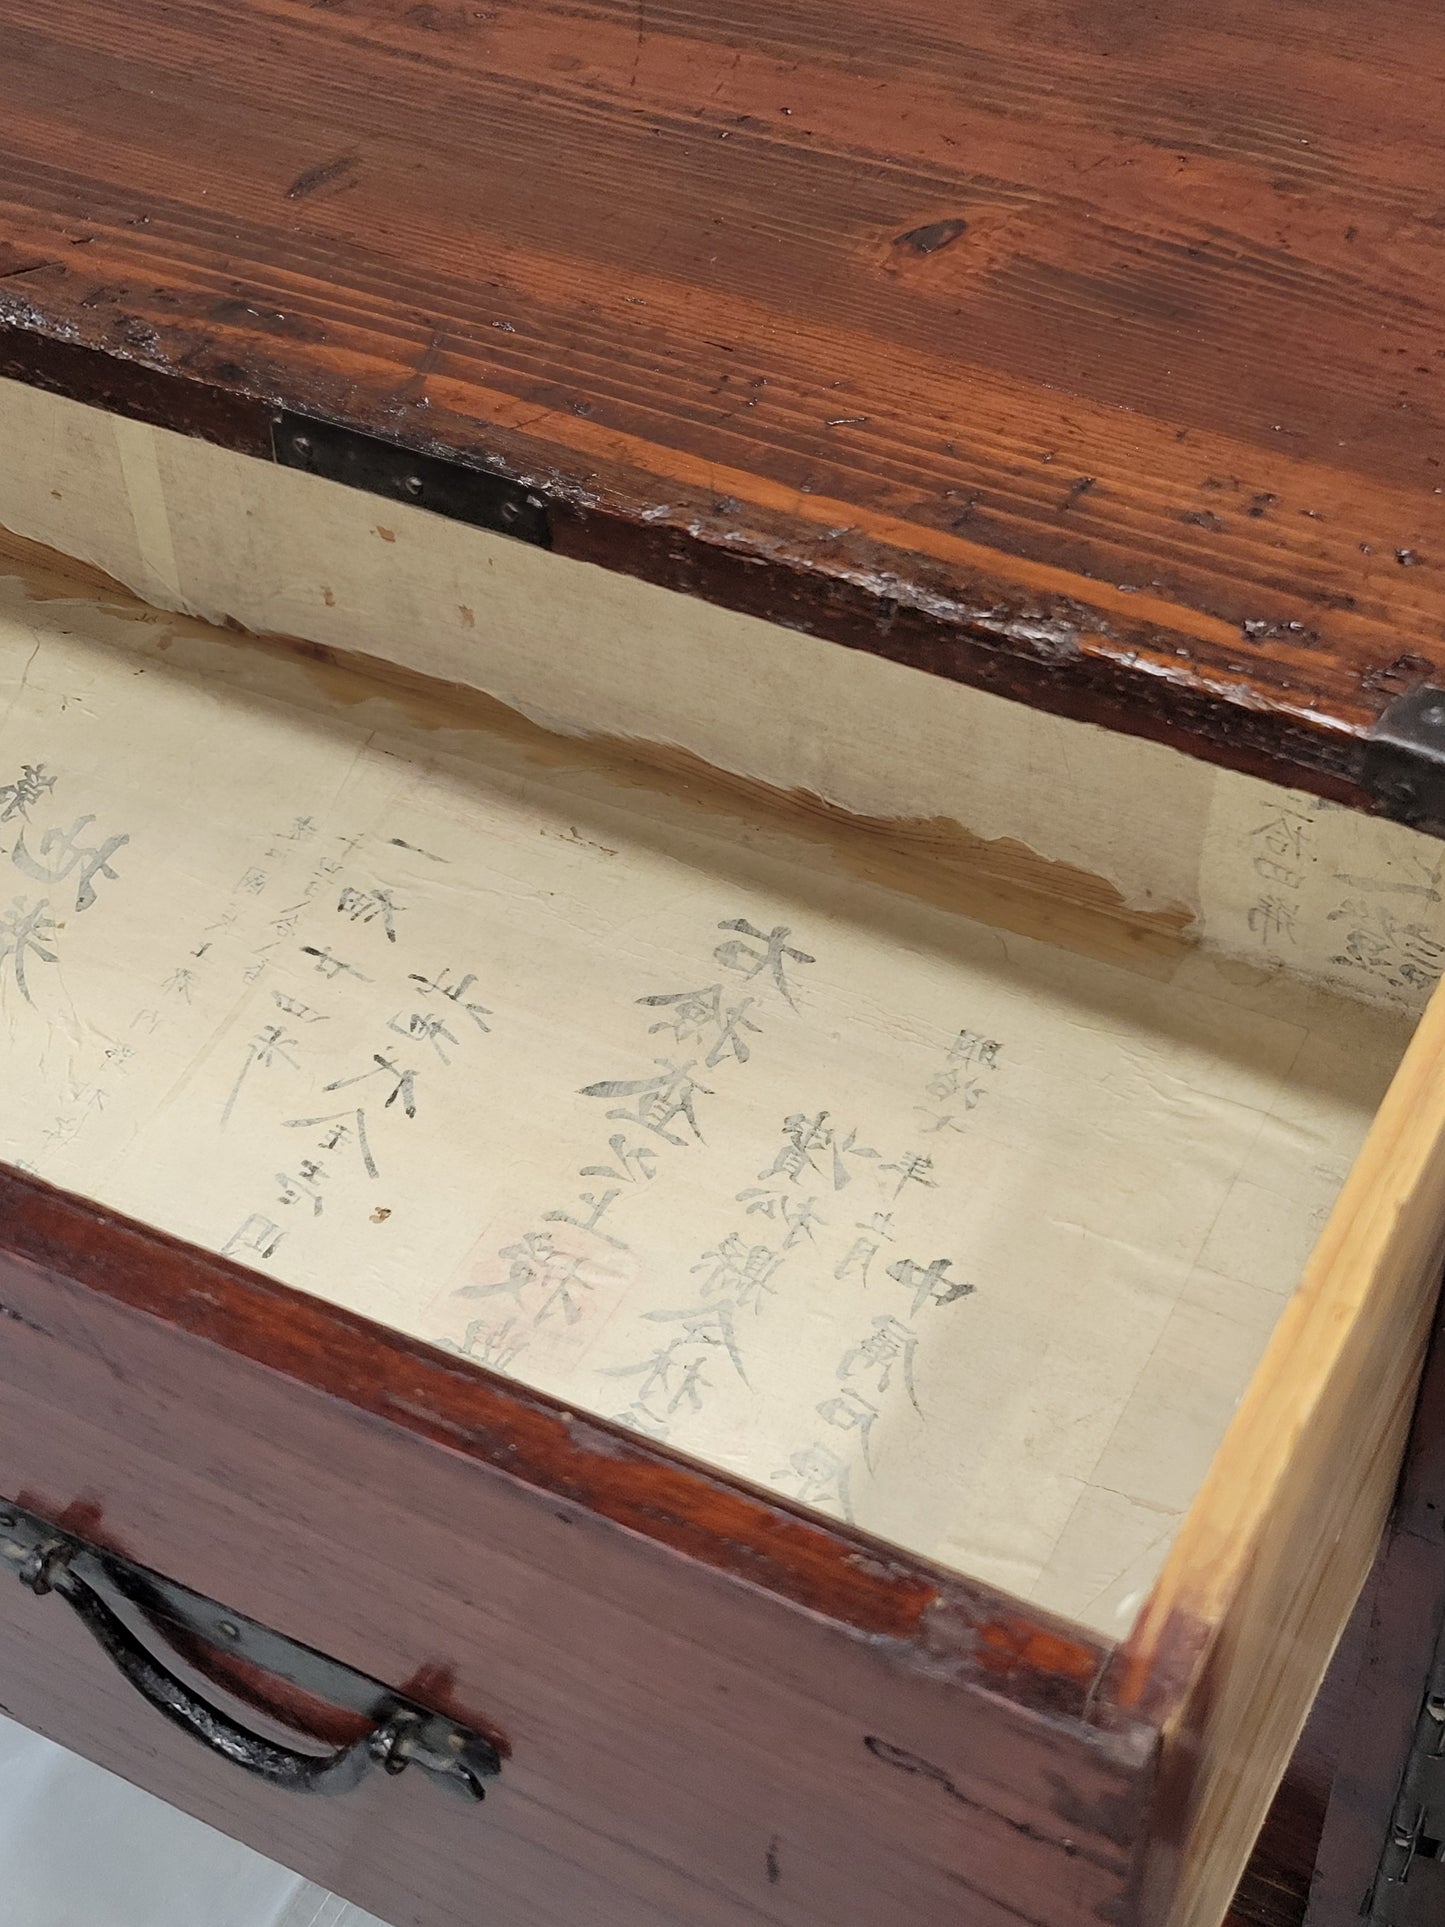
[1119, 969, 1445, 1925]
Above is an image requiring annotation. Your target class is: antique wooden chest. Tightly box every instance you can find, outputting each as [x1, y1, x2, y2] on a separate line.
[0, 3, 1443, 1924]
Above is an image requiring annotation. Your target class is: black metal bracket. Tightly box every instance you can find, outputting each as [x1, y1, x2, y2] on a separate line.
[1367, 1603, 1445, 1923]
[271, 409, 552, 549]
[0, 1499, 501, 1804]
[1362, 686, 1445, 838]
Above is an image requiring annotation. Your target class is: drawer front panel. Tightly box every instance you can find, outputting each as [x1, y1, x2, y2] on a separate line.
[0, 1173, 1151, 1927]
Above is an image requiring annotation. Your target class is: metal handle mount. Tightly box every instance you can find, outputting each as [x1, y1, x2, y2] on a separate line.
[2, 1503, 500, 1805]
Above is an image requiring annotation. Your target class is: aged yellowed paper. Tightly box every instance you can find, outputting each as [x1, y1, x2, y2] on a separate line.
[0, 570, 1411, 1634]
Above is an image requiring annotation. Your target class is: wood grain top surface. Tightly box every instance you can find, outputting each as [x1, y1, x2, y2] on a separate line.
[0, 0, 1441, 800]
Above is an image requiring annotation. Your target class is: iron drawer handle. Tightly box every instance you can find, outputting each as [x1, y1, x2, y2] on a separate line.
[16, 1536, 496, 1801]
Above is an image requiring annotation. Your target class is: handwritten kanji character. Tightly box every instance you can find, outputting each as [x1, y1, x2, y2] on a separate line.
[880, 1150, 937, 1198]
[223, 1214, 285, 1263]
[408, 967, 491, 1031]
[946, 1030, 1002, 1070]
[0, 763, 56, 823]
[276, 1159, 327, 1216]
[449, 1317, 528, 1373]
[1250, 810, 1311, 863]
[734, 1188, 825, 1247]
[337, 885, 401, 940]
[886, 1255, 974, 1314]
[13, 814, 127, 912]
[637, 984, 761, 1066]
[462, 1230, 560, 1308]
[222, 1024, 300, 1126]
[0, 896, 57, 1003]
[1328, 902, 1445, 990]
[643, 1301, 748, 1383]
[757, 1111, 877, 1189]
[285, 1108, 378, 1178]
[531, 1249, 596, 1325]
[580, 1133, 658, 1185]
[543, 1188, 623, 1246]
[833, 1210, 896, 1287]
[1392, 924, 1445, 989]
[462, 1232, 602, 1323]
[1254, 855, 1307, 889]
[268, 900, 309, 942]
[602, 1338, 710, 1415]
[691, 1232, 785, 1308]
[772, 1445, 852, 1519]
[388, 1009, 460, 1062]
[834, 1238, 877, 1286]
[714, 918, 814, 1006]
[839, 1315, 920, 1412]
[325, 1050, 418, 1117]
[1248, 894, 1298, 945]
[817, 1388, 881, 1467]
[300, 944, 371, 982]
[925, 1065, 986, 1106]
[579, 1058, 711, 1145]
[272, 989, 327, 1022]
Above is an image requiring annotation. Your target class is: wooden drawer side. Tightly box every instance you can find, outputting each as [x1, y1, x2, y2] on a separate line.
[1117, 975, 1445, 1927]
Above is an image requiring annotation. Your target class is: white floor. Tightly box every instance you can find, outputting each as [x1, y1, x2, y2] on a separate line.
[0, 1714, 388, 1927]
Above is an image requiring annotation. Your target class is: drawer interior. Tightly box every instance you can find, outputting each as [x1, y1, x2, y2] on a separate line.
[0, 476, 1434, 1646]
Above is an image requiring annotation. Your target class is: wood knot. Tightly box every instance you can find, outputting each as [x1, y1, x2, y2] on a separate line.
[894, 218, 968, 255]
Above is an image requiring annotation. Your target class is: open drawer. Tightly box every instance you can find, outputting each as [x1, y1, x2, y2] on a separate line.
[0, 376, 1443, 1927]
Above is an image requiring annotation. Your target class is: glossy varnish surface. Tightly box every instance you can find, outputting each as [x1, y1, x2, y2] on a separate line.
[0, 0, 1442, 796]
[0, 1167, 1149, 1927]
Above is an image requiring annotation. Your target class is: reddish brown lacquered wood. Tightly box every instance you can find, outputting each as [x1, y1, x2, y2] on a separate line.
[0, 0, 1441, 802]
[0, 1167, 1154, 1927]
